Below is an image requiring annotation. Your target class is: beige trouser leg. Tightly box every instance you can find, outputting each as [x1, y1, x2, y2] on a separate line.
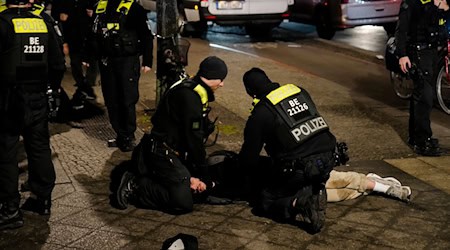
[325, 170, 371, 202]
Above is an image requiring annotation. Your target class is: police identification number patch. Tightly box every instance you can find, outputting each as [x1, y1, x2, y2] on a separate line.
[12, 18, 48, 33]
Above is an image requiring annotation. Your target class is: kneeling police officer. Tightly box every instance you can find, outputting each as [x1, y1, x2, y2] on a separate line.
[239, 68, 336, 233]
[0, 0, 62, 230]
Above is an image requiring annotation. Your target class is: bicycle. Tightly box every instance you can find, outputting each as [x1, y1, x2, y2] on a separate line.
[389, 46, 450, 115]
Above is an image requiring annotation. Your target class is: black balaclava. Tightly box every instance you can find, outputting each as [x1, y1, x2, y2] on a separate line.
[243, 67, 279, 98]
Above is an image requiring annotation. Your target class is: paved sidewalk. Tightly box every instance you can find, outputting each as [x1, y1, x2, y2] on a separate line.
[1, 38, 450, 249]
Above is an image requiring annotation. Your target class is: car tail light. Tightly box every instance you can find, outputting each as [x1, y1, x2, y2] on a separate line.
[282, 13, 290, 18]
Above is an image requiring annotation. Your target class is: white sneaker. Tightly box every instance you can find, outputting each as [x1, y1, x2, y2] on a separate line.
[366, 173, 401, 187]
[386, 185, 412, 202]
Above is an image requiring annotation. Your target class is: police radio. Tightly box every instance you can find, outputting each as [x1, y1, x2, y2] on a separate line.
[46, 85, 60, 120]
[334, 142, 349, 166]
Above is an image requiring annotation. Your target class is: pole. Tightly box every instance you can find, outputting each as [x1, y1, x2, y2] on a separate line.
[156, 0, 181, 105]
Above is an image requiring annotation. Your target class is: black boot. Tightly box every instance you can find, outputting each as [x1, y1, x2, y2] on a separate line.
[117, 137, 136, 152]
[414, 138, 442, 157]
[21, 197, 52, 215]
[115, 171, 137, 210]
[0, 201, 24, 230]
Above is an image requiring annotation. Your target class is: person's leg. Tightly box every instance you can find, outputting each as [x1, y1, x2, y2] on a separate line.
[0, 131, 23, 229]
[22, 104, 55, 199]
[325, 170, 369, 202]
[99, 60, 121, 139]
[21, 99, 55, 215]
[411, 50, 440, 156]
[135, 177, 193, 214]
[69, 52, 85, 86]
[113, 56, 140, 150]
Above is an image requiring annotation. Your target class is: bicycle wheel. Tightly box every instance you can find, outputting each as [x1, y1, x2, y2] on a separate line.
[390, 71, 413, 99]
[435, 64, 450, 114]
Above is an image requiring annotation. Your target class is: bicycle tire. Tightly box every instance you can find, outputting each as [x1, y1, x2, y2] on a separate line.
[390, 71, 413, 99]
[435, 64, 450, 115]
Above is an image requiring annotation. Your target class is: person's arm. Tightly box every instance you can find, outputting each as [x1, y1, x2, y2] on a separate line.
[395, 0, 414, 73]
[239, 104, 271, 175]
[133, 3, 153, 71]
[172, 88, 207, 172]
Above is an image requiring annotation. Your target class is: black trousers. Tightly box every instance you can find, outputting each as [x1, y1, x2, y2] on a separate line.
[409, 49, 439, 144]
[99, 55, 140, 140]
[257, 151, 334, 221]
[70, 52, 98, 89]
[0, 92, 55, 208]
[134, 152, 193, 215]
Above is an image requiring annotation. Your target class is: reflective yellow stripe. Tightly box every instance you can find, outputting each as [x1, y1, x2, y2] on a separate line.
[96, 0, 108, 14]
[116, 0, 133, 15]
[266, 84, 301, 105]
[193, 84, 209, 111]
[31, 4, 44, 16]
[107, 23, 120, 30]
[250, 98, 260, 112]
[0, 4, 7, 13]
[439, 18, 445, 26]
[12, 18, 48, 33]
[420, 0, 431, 4]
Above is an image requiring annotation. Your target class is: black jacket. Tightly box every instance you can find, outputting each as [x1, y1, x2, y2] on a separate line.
[91, 0, 153, 67]
[395, 0, 450, 57]
[151, 75, 215, 177]
[239, 84, 336, 175]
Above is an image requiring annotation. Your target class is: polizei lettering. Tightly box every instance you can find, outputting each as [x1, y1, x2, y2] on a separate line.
[290, 117, 328, 142]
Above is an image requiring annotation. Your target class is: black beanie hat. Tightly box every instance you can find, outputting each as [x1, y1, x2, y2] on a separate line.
[243, 67, 276, 98]
[197, 56, 228, 80]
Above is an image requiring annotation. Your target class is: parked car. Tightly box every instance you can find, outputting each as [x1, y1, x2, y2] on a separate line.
[179, 0, 294, 37]
[290, 0, 401, 39]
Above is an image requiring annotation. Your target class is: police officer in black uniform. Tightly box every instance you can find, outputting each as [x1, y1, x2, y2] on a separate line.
[0, 0, 62, 230]
[113, 56, 228, 214]
[239, 68, 336, 233]
[396, 0, 449, 156]
[91, 0, 153, 152]
[58, 0, 98, 109]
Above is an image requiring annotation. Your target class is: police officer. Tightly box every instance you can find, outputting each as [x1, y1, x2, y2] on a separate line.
[57, 0, 98, 109]
[91, 0, 153, 152]
[113, 56, 228, 214]
[239, 68, 336, 233]
[396, 0, 449, 156]
[0, 0, 62, 230]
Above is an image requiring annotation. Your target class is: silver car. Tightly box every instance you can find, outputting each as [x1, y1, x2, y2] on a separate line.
[180, 0, 294, 36]
[290, 0, 402, 39]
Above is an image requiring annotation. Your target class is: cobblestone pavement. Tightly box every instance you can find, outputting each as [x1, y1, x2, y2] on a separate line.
[1, 38, 450, 250]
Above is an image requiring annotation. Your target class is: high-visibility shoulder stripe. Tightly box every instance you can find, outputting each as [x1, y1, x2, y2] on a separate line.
[266, 84, 301, 105]
[96, 0, 108, 14]
[117, 0, 133, 15]
[193, 84, 209, 110]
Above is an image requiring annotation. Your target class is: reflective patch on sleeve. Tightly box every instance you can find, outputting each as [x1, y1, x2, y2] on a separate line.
[12, 18, 48, 33]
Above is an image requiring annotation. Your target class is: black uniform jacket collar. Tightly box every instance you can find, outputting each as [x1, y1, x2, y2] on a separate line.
[193, 75, 215, 102]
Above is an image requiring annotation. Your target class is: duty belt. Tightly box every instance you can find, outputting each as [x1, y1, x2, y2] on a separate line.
[411, 43, 434, 51]
[277, 157, 304, 174]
